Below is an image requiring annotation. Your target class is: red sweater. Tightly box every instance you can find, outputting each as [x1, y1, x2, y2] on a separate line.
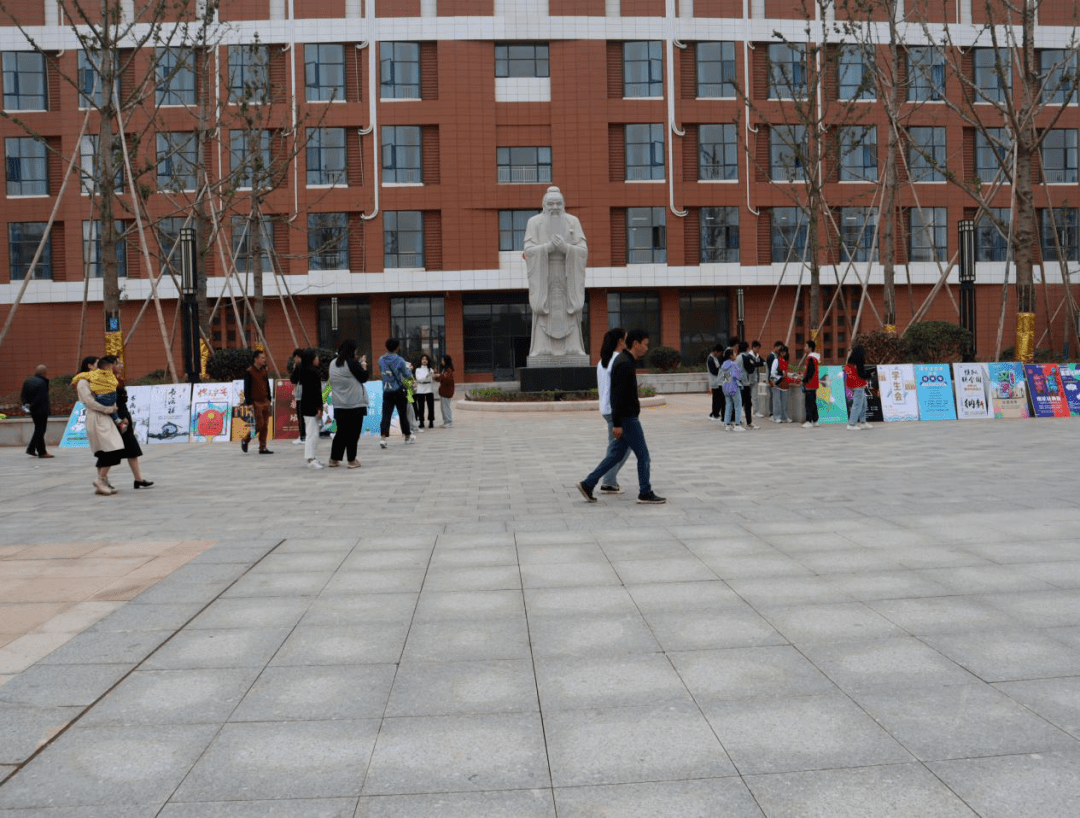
[844, 363, 867, 389]
[802, 354, 820, 389]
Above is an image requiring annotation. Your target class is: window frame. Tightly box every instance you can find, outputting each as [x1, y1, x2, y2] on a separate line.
[83, 219, 128, 279]
[908, 207, 948, 262]
[625, 123, 665, 182]
[1040, 129, 1078, 184]
[1040, 208, 1079, 262]
[390, 295, 445, 364]
[304, 43, 345, 103]
[907, 46, 945, 102]
[696, 41, 736, 99]
[3, 51, 47, 111]
[156, 131, 197, 191]
[974, 47, 1012, 104]
[839, 125, 878, 182]
[384, 211, 424, 268]
[231, 216, 274, 273]
[768, 43, 807, 100]
[907, 126, 946, 182]
[380, 42, 421, 100]
[228, 44, 269, 104]
[975, 128, 1011, 184]
[498, 209, 539, 252]
[5, 136, 48, 196]
[976, 208, 1011, 262]
[306, 126, 347, 187]
[307, 212, 350, 271]
[496, 146, 552, 184]
[700, 206, 739, 263]
[8, 221, 51, 280]
[155, 47, 196, 107]
[626, 206, 667, 264]
[623, 41, 663, 98]
[698, 123, 738, 181]
[839, 207, 878, 263]
[495, 42, 549, 78]
[1040, 49, 1078, 105]
[230, 129, 272, 190]
[78, 49, 118, 109]
[838, 45, 875, 101]
[770, 124, 807, 182]
[771, 207, 808, 263]
[381, 125, 422, 185]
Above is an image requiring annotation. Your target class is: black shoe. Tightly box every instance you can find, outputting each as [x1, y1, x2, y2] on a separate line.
[259, 449, 274, 455]
[636, 491, 667, 505]
[599, 485, 623, 495]
[134, 480, 154, 489]
[241, 438, 249, 453]
[576, 481, 597, 503]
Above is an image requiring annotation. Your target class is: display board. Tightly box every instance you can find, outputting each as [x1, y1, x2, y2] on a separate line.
[125, 385, 153, 444]
[987, 362, 1029, 419]
[273, 379, 299, 440]
[1058, 364, 1080, 417]
[146, 384, 192, 444]
[815, 365, 849, 424]
[952, 363, 994, 420]
[913, 364, 957, 421]
[59, 403, 89, 448]
[876, 364, 920, 422]
[1024, 364, 1070, 418]
[189, 382, 232, 443]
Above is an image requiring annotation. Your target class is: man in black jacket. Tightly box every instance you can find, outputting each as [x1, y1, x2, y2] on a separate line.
[21, 364, 53, 458]
[577, 329, 666, 505]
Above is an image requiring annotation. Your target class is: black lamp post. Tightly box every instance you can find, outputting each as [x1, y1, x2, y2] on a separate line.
[180, 227, 201, 383]
[958, 219, 976, 362]
[736, 287, 745, 342]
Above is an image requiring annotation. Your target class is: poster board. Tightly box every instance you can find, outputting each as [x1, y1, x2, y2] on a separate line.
[987, 362, 1029, 419]
[815, 365, 848, 424]
[59, 403, 89, 448]
[229, 379, 252, 442]
[1058, 364, 1080, 417]
[876, 364, 920, 422]
[863, 365, 884, 423]
[913, 364, 957, 421]
[363, 382, 383, 436]
[189, 382, 232, 443]
[146, 384, 192, 444]
[273, 379, 299, 440]
[125, 385, 153, 444]
[1024, 364, 1070, 418]
[952, 363, 993, 420]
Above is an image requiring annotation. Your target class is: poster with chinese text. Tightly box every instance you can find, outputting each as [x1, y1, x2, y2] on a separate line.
[987, 362, 1029, 419]
[1024, 364, 1069, 418]
[273, 379, 299, 440]
[876, 364, 920, 422]
[59, 403, 89, 448]
[952, 363, 993, 420]
[914, 364, 957, 421]
[1058, 364, 1080, 417]
[816, 365, 849, 424]
[146, 384, 192, 444]
[190, 382, 232, 443]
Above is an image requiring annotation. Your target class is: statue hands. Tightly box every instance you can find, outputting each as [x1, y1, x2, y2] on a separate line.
[550, 234, 568, 252]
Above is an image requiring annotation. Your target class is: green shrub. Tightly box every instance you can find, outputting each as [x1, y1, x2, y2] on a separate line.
[999, 346, 1061, 363]
[647, 345, 682, 372]
[852, 329, 905, 364]
[206, 348, 260, 382]
[902, 321, 972, 363]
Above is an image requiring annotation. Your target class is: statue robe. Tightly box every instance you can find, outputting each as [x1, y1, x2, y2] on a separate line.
[523, 212, 588, 357]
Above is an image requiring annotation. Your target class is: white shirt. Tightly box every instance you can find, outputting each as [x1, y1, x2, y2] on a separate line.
[597, 356, 617, 415]
[415, 365, 434, 394]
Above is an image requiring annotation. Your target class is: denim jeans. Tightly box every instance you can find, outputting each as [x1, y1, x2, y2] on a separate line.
[772, 387, 789, 421]
[724, 392, 742, 426]
[584, 416, 651, 496]
[601, 413, 631, 488]
[849, 388, 867, 424]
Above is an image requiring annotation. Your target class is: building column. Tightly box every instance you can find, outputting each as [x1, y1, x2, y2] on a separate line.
[659, 287, 681, 350]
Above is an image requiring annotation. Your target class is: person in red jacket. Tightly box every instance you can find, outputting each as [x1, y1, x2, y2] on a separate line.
[844, 345, 871, 430]
[801, 339, 821, 428]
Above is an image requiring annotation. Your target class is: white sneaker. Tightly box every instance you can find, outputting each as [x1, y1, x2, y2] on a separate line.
[747, 424, 759, 430]
[813, 422, 820, 427]
[847, 424, 860, 430]
[801, 421, 812, 428]
[724, 424, 732, 431]
[860, 422, 872, 429]
[379, 439, 388, 449]
[783, 418, 793, 423]
[292, 438, 304, 445]
[405, 435, 417, 444]
[755, 412, 766, 418]
[731, 424, 746, 432]
[308, 459, 324, 469]
[772, 417, 781, 423]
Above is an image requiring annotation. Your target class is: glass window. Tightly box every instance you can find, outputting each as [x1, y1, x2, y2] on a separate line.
[768, 43, 806, 99]
[771, 207, 808, 262]
[308, 212, 350, 270]
[463, 293, 532, 375]
[305, 44, 345, 102]
[3, 52, 47, 110]
[380, 42, 420, 99]
[382, 126, 422, 184]
[5, 137, 47, 196]
[384, 211, 424, 268]
[700, 207, 739, 263]
[976, 208, 1010, 262]
[390, 295, 444, 364]
[624, 41, 663, 98]
[770, 124, 807, 182]
[155, 216, 185, 273]
[496, 146, 552, 184]
[155, 47, 195, 106]
[1041, 129, 1078, 183]
[156, 132, 197, 191]
[79, 135, 124, 195]
[1040, 49, 1078, 105]
[840, 207, 877, 262]
[908, 207, 947, 262]
[78, 49, 117, 108]
[696, 41, 736, 98]
[498, 209, 539, 251]
[907, 126, 945, 182]
[975, 128, 1011, 184]
[907, 46, 945, 101]
[83, 220, 127, 278]
[307, 127, 347, 186]
[974, 48, 1011, 103]
[231, 216, 273, 273]
[625, 124, 665, 181]
[698, 124, 737, 181]
[608, 291, 661, 352]
[8, 222, 51, 279]
[839, 125, 877, 182]
[627, 207, 666, 264]
[228, 45, 268, 103]
[679, 291, 729, 366]
[1040, 208, 1079, 262]
[495, 43, 549, 78]
[839, 45, 875, 100]
[230, 129, 271, 189]
[317, 296, 371, 353]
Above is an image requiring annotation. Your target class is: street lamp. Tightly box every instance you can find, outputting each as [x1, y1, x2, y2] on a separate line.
[736, 287, 745, 342]
[180, 227, 201, 383]
[958, 220, 977, 362]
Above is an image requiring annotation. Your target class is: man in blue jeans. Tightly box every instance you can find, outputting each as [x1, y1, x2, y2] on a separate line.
[577, 328, 666, 505]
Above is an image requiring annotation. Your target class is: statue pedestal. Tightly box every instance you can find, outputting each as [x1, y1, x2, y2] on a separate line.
[526, 354, 589, 368]
[519, 361, 596, 393]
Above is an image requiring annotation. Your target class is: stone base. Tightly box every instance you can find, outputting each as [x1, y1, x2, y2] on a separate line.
[518, 366, 597, 393]
[527, 354, 590, 368]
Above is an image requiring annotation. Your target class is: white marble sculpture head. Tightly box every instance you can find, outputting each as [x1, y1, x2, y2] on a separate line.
[542, 187, 565, 216]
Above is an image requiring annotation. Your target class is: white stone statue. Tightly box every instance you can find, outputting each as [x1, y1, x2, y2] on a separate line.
[524, 186, 588, 362]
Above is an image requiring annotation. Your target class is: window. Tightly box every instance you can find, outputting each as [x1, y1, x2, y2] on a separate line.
[228, 45, 268, 103]
[840, 207, 878, 262]
[380, 42, 420, 99]
[156, 132, 197, 191]
[382, 126, 421, 184]
[907, 47, 945, 101]
[230, 129, 271, 188]
[463, 293, 532, 375]
[627, 207, 666, 264]
[624, 41, 662, 98]
[625, 124, 664, 181]
[497, 146, 552, 184]
[768, 43, 806, 99]
[696, 41, 736, 98]
[155, 47, 195, 106]
[79, 135, 124, 195]
[305, 44, 345, 102]
[839, 46, 875, 100]
[83, 220, 127, 278]
[308, 212, 350, 270]
[976, 208, 1010, 261]
[495, 43, 549, 78]
[499, 209, 539, 251]
[5, 137, 47, 196]
[1040, 50, 1078, 105]
[78, 50, 117, 108]
[307, 127, 347, 186]
[608, 292, 661, 351]
[318, 296, 371, 353]
[839, 125, 877, 182]
[155, 216, 185, 273]
[8, 222, 51, 279]
[1041, 129, 1078, 183]
[771, 207, 807, 262]
[909, 207, 947, 262]
[1040, 208, 1079, 262]
[384, 211, 424, 267]
[908, 127, 946, 182]
[680, 291, 729, 366]
[390, 295, 444, 364]
[770, 124, 807, 182]
[975, 128, 1011, 184]
[3, 52, 47, 110]
[231, 216, 273, 273]
[974, 48, 1011, 103]
[700, 206, 739, 263]
[699, 124, 737, 181]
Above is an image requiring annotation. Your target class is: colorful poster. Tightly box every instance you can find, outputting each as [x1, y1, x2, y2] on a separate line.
[1058, 364, 1080, 417]
[876, 364, 920, 422]
[363, 383, 383, 436]
[59, 403, 89, 448]
[816, 365, 848, 424]
[863, 365, 884, 423]
[987, 362, 1029, 419]
[952, 363, 993, 420]
[914, 364, 957, 421]
[125, 385, 153, 444]
[229, 380, 250, 442]
[1024, 364, 1069, 418]
[321, 380, 335, 435]
[273, 379, 299, 440]
[189, 382, 232, 443]
[146, 383, 192, 444]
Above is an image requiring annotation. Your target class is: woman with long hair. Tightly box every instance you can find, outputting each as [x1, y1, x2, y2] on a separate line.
[595, 327, 630, 493]
[113, 359, 153, 488]
[432, 354, 455, 427]
[73, 355, 127, 495]
[845, 345, 871, 430]
[328, 339, 369, 468]
[414, 353, 435, 430]
[296, 349, 326, 468]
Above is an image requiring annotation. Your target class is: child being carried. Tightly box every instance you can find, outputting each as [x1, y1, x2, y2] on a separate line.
[72, 368, 128, 433]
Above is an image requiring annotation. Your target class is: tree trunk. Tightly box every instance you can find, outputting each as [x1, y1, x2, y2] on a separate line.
[1013, 0, 1039, 361]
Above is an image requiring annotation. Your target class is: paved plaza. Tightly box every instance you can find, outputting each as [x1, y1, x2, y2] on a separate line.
[0, 392, 1078, 817]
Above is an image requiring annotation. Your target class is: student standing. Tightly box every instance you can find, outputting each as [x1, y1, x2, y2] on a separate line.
[764, 341, 783, 420]
[290, 348, 306, 446]
[596, 327, 630, 494]
[21, 364, 52, 458]
[242, 350, 273, 454]
[706, 344, 725, 421]
[433, 355, 455, 427]
[296, 349, 326, 468]
[722, 347, 746, 431]
[378, 338, 416, 448]
[413, 354, 435, 430]
[328, 340, 369, 467]
[845, 345, 871, 430]
[771, 345, 792, 423]
[802, 339, 821, 428]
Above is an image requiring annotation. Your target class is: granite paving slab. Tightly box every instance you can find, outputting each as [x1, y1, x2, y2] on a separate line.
[553, 778, 764, 817]
[929, 750, 1080, 818]
[354, 789, 555, 817]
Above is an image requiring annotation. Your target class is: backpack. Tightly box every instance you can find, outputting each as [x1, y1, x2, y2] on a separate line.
[718, 363, 732, 387]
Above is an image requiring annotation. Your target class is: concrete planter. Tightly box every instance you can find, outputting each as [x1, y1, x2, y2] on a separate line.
[637, 372, 709, 394]
[0, 417, 67, 448]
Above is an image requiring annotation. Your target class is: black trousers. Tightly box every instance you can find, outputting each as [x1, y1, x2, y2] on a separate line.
[415, 393, 435, 425]
[710, 388, 723, 418]
[741, 386, 754, 425]
[803, 388, 819, 423]
[380, 389, 412, 437]
[27, 411, 48, 455]
[330, 406, 366, 462]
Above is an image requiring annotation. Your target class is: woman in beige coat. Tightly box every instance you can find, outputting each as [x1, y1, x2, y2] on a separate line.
[75, 356, 126, 496]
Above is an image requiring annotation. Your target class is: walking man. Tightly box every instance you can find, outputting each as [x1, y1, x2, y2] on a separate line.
[21, 364, 53, 458]
[378, 338, 416, 449]
[577, 329, 666, 505]
[242, 350, 273, 454]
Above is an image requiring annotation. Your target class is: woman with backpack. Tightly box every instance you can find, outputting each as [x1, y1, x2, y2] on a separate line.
[721, 347, 746, 431]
